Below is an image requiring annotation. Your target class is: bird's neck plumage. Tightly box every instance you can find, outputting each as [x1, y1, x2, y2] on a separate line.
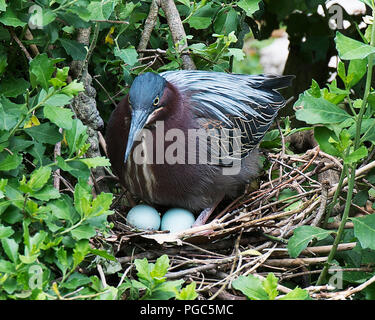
[162, 81, 194, 131]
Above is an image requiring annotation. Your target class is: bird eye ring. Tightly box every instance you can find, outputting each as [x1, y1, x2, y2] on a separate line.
[153, 96, 160, 106]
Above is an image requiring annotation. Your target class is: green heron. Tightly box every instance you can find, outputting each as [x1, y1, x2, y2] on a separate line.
[106, 71, 294, 225]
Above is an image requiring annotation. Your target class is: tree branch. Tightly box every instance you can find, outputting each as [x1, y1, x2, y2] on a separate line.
[138, 0, 160, 59]
[160, 0, 196, 70]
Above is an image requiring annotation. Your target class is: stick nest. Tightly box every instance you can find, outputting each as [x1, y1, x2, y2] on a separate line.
[101, 146, 374, 300]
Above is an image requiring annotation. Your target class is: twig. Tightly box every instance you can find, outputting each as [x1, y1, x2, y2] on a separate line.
[138, 0, 160, 58]
[329, 160, 375, 197]
[24, 28, 40, 57]
[78, 23, 99, 81]
[53, 128, 63, 190]
[97, 264, 108, 288]
[9, 28, 32, 61]
[209, 230, 243, 300]
[311, 180, 330, 226]
[265, 257, 328, 267]
[330, 273, 375, 300]
[92, 20, 129, 24]
[93, 76, 118, 108]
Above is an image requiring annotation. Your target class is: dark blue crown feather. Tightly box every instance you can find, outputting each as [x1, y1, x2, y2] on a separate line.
[161, 70, 294, 165]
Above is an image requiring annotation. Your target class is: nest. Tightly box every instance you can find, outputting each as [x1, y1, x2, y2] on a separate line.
[103, 146, 375, 300]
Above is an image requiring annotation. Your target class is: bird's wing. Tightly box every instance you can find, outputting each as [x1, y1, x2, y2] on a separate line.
[161, 70, 294, 166]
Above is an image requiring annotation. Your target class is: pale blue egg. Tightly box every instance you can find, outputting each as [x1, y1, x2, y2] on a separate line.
[127, 204, 161, 230]
[161, 208, 195, 232]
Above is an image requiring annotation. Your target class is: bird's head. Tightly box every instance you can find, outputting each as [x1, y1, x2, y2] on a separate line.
[125, 72, 167, 163]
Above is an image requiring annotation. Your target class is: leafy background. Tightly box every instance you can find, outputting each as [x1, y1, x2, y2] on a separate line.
[0, 0, 375, 300]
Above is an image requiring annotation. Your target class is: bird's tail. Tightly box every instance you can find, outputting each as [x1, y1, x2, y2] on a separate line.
[258, 74, 295, 90]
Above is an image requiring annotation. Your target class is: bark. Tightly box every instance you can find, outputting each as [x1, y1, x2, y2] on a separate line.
[70, 27, 108, 193]
[137, 0, 160, 58]
[160, 0, 196, 70]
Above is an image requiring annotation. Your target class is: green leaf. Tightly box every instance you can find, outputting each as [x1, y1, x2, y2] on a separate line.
[70, 223, 96, 240]
[57, 156, 90, 179]
[0, 225, 14, 238]
[80, 157, 110, 169]
[226, 48, 245, 61]
[0, 78, 30, 97]
[87, 0, 116, 20]
[74, 180, 91, 217]
[149, 280, 183, 300]
[56, 247, 69, 274]
[72, 239, 90, 268]
[90, 192, 113, 217]
[41, 9, 57, 26]
[60, 80, 84, 97]
[314, 127, 341, 157]
[232, 275, 269, 300]
[337, 61, 346, 83]
[59, 38, 86, 61]
[0, 0, 6, 12]
[29, 54, 56, 90]
[335, 32, 375, 60]
[47, 197, 76, 222]
[344, 146, 368, 165]
[65, 119, 88, 155]
[214, 7, 238, 35]
[114, 47, 138, 67]
[27, 166, 52, 192]
[176, 282, 198, 300]
[134, 258, 152, 282]
[352, 214, 375, 250]
[0, 97, 27, 130]
[43, 105, 74, 130]
[19, 253, 39, 264]
[287, 226, 332, 258]
[360, 119, 375, 144]
[347, 59, 367, 88]
[294, 93, 352, 124]
[151, 254, 169, 279]
[0, 259, 15, 273]
[25, 122, 62, 144]
[353, 190, 369, 207]
[89, 248, 117, 262]
[0, 152, 22, 171]
[1, 238, 18, 262]
[31, 185, 60, 201]
[44, 94, 72, 107]
[263, 273, 278, 300]
[188, 16, 212, 30]
[237, 0, 262, 16]
[176, 0, 190, 7]
[279, 287, 310, 300]
[0, 7, 26, 27]
[62, 273, 92, 290]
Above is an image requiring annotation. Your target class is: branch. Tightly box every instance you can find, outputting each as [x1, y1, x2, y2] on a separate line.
[138, 0, 160, 58]
[10, 28, 32, 61]
[160, 0, 196, 70]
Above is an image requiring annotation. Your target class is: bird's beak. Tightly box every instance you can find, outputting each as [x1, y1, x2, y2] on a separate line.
[124, 109, 149, 163]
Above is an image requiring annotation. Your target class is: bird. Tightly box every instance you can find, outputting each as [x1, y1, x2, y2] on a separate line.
[106, 70, 294, 226]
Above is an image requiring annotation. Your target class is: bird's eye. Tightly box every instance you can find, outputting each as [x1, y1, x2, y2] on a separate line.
[153, 96, 160, 106]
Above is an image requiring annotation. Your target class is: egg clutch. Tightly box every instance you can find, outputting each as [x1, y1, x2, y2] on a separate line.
[126, 204, 196, 233]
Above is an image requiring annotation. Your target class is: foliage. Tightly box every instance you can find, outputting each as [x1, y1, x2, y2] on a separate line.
[287, 0, 375, 292]
[0, 52, 115, 298]
[1, 0, 374, 301]
[232, 273, 310, 300]
[119, 254, 198, 300]
[0, 0, 263, 300]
